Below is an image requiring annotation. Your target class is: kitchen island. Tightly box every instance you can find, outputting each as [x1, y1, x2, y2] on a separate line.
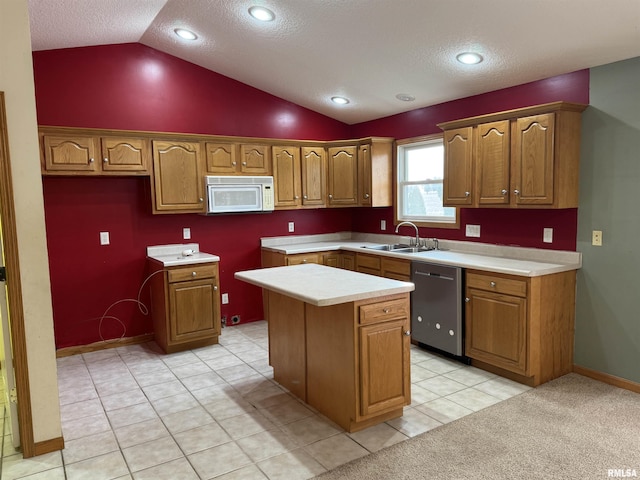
[235, 263, 415, 432]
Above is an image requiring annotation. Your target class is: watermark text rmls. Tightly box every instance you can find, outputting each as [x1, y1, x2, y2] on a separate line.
[608, 469, 637, 478]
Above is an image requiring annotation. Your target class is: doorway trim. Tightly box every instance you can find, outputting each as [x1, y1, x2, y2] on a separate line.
[0, 91, 35, 458]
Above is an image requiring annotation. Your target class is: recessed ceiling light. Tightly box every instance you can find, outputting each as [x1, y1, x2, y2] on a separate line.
[331, 96, 350, 105]
[456, 52, 483, 65]
[174, 28, 197, 41]
[395, 93, 415, 102]
[249, 6, 275, 22]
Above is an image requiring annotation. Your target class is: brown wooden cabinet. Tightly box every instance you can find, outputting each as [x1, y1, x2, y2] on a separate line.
[239, 144, 272, 175]
[439, 102, 586, 209]
[465, 269, 576, 386]
[149, 261, 221, 354]
[357, 138, 393, 207]
[301, 146, 327, 207]
[40, 129, 151, 175]
[267, 289, 411, 432]
[151, 140, 205, 214]
[272, 145, 302, 208]
[204, 141, 237, 174]
[327, 145, 358, 206]
[356, 252, 411, 281]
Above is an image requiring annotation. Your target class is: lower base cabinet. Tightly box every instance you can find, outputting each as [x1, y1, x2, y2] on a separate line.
[266, 290, 411, 432]
[149, 261, 221, 353]
[465, 269, 576, 386]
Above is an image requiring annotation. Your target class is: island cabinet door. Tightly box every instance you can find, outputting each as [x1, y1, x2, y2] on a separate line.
[358, 318, 411, 417]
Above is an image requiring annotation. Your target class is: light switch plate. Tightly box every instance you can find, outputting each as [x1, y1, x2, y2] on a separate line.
[380, 220, 386, 231]
[183, 228, 191, 240]
[100, 231, 110, 245]
[543, 228, 553, 243]
[465, 224, 480, 238]
[288, 222, 295, 233]
[221, 293, 229, 304]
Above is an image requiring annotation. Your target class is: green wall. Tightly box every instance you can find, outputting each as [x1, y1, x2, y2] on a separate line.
[575, 56, 640, 383]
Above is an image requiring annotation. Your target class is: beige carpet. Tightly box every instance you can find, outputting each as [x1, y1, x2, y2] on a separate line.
[316, 374, 640, 479]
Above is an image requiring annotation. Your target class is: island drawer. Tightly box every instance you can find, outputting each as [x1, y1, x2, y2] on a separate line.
[285, 253, 321, 265]
[359, 298, 409, 325]
[167, 263, 218, 283]
[466, 271, 527, 297]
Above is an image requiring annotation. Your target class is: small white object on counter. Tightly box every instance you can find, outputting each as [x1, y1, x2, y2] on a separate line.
[147, 243, 220, 266]
[235, 263, 414, 307]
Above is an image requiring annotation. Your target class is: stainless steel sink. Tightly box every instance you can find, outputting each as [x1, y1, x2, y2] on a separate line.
[363, 243, 410, 251]
[362, 244, 436, 253]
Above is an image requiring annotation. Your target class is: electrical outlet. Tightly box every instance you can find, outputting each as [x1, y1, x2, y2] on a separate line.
[221, 293, 229, 304]
[380, 220, 386, 231]
[465, 224, 480, 238]
[183, 227, 191, 240]
[99, 232, 110, 245]
[288, 222, 295, 233]
[592, 230, 603, 246]
[543, 228, 553, 243]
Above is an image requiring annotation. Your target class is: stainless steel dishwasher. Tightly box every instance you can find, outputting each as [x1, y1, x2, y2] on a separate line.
[411, 261, 465, 358]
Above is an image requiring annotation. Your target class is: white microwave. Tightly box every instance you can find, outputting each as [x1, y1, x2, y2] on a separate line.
[205, 176, 275, 214]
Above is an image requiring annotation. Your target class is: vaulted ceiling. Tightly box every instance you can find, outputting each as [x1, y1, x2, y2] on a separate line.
[27, 0, 640, 124]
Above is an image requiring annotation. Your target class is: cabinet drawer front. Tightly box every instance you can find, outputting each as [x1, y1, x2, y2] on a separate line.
[356, 254, 381, 271]
[286, 253, 320, 265]
[467, 272, 527, 297]
[359, 299, 409, 324]
[381, 258, 410, 277]
[167, 264, 217, 283]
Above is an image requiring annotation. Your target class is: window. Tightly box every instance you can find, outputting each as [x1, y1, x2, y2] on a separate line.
[396, 135, 458, 228]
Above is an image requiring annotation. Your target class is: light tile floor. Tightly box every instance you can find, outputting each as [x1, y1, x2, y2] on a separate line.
[2, 320, 530, 480]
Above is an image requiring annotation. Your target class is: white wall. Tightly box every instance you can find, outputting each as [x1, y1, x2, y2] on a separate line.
[0, 0, 61, 444]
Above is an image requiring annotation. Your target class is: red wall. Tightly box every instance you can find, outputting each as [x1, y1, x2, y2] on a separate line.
[33, 43, 589, 348]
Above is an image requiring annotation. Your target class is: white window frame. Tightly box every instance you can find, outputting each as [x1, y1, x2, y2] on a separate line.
[396, 134, 459, 229]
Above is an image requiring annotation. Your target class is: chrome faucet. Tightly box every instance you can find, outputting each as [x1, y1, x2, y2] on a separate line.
[395, 221, 420, 247]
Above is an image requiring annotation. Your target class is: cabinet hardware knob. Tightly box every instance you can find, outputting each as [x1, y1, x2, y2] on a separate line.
[364, 193, 370, 199]
[214, 286, 218, 290]
[232, 161, 237, 166]
[303, 195, 308, 199]
[383, 308, 390, 313]
[294, 196, 299, 199]
[192, 272, 197, 277]
[242, 161, 247, 166]
[514, 189, 520, 195]
[490, 281, 496, 287]
[89, 158, 95, 163]
[199, 197, 204, 202]
[465, 191, 470, 197]
[328, 194, 333, 199]
[302, 260, 307, 263]
[465, 297, 470, 303]
[103, 158, 108, 163]
[404, 330, 411, 336]
[501, 189, 507, 195]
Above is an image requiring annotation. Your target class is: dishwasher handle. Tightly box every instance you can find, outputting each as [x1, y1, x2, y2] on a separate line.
[413, 270, 454, 281]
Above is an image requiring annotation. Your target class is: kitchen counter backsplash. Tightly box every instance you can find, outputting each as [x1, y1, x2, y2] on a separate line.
[261, 232, 582, 276]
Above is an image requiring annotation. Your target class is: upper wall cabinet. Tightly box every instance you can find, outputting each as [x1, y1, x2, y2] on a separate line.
[239, 144, 272, 175]
[205, 141, 272, 175]
[272, 145, 302, 208]
[327, 145, 358, 206]
[40, 128, 151, 175]
[151, 140, 205, 214]
[438, 102, 587, 209]
[301, 146, 327, 207]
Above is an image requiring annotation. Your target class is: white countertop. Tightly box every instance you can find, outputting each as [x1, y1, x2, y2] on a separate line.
[147, 243, 220, 267]
[261, 232, 582, 277]
[235, 264, 414, 306]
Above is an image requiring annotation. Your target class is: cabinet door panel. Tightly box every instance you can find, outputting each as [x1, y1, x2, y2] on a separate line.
[466, 288, 527, 374]
[327, 146, 358, 206]
[152, 141, 204, 213]
[512, 113, 555, 205]
[273, 146, 301, 208]
[443, 127, 473, 205]
[357, 143, 372, 206]
[101, 137, 150, 172]
[301, 146, 326, 206]
[240, 144, 271, 174]
[205, 142, 237, 174]
[476, 121, 510, 205]
[43, 135, 100, 172]
[359, 318, 410, 416]
[169, 279, 218, 343]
